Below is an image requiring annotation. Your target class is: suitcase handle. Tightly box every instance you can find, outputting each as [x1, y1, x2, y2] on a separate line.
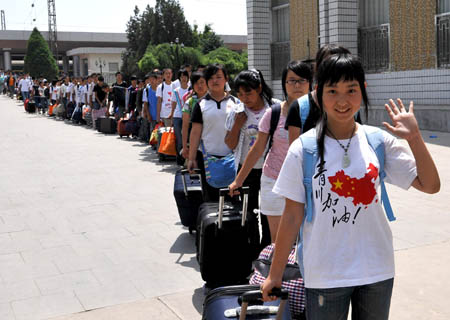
[239, 288, 288, 320]
[218, 187, 249, 229]
[180, 169, 202, 197]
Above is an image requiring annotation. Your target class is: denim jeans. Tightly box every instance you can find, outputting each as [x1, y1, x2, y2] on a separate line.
[172, 117, 183, 155]
[306, 278, 394, 320]
[21, 91, 30, 101]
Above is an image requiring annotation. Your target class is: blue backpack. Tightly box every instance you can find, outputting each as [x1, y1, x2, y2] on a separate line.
[300, 127, 395, 223]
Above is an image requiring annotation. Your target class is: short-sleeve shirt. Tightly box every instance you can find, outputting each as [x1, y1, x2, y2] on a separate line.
[285, 93, 321, 132]
[143, 86, 158, 120]
[173, 87, 189, 118]
[273, 125, 417, 289]
[111, 82, 127, 108]
[156, 82, 175, 118]
[225, 103, 269, 168]
[259, 107, 289, 179]
[94, 84, 106, 102]
[191, 94, 239, 156]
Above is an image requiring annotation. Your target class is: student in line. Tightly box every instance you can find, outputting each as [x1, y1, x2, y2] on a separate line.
[169, 68, 191, 165]
[285, 44, 351, 145]
[261, 53, 440, 320]
[181, 71, 208, 160]
[225, 69, 277, 249]
[188, 63, 240, 201]
[156, 68, 175, 127]
[228, 61, 313, 244]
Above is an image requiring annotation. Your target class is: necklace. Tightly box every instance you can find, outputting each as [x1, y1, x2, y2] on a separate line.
[327, 124, 356, 169]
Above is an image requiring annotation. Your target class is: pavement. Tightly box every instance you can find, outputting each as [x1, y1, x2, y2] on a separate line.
[0, 94, 449, 320]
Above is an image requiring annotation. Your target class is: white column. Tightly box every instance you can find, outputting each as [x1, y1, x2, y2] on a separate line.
[73, 55, 80, 77]
[247, 0, 272, 85]
[3, 48, 12, 71]
[318, 0, 359, 54]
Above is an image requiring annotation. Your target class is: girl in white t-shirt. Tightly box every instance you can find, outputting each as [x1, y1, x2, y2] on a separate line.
[228, 61, 313, 244]
[224, 69, 276, 249]
[261, 53, 440, 320]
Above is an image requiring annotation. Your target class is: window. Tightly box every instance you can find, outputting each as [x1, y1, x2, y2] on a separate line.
[271, 0, 290, 80]
[272, 2, 290, 42]
[108, 62, 119, 73]
[358, 0, 390, 72]
[437, 1, 450, 67]
[439, 0, 450, 13]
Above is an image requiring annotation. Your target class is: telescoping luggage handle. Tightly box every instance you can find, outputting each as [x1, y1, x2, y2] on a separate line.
[223, 288, 289, 320]
[218, 187, 249, 229]
[180, 169, 202, 197]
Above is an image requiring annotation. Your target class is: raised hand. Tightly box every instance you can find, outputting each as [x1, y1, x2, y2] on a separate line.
[383, 98, 421, 142]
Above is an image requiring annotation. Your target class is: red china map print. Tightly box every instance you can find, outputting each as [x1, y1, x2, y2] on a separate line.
[328, 163, 378, 206]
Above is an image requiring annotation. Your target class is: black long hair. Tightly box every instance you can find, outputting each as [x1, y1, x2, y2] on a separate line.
[234, 69, 274, 105]
[315, 53, 369, 172]
[281, 60, 313, 100]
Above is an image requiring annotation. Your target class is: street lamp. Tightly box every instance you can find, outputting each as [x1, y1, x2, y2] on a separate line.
[170, 37, 184, 72]
[95, 58, 106, 74]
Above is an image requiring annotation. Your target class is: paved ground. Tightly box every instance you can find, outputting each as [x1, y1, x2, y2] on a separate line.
[0, 95, 449, 320]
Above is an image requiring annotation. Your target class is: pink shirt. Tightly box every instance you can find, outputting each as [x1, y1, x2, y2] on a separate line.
[259, 108, 289, 180]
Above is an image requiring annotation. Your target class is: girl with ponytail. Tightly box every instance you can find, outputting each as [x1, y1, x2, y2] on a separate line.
[261, 53, 440, 320]
[225, 69, 279, 250]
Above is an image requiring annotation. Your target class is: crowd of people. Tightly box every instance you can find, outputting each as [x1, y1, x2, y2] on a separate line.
[1, 42, 441, 320]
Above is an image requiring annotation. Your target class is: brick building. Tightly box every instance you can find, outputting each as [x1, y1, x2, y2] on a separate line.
[247, 0, 450, 132]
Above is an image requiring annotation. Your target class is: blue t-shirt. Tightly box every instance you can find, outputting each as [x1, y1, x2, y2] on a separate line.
[147, 86, 157, 120]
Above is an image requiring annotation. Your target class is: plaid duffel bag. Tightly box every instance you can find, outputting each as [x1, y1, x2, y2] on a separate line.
[249, 243, 306, 318]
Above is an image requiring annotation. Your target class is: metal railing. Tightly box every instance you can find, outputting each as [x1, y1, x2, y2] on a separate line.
[358, 24, 390, 72]
[271, 42, 291, 80]
[437, 12, 450, 68]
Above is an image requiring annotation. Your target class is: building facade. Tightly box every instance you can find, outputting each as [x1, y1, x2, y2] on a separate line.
[247, 0, 450, 132]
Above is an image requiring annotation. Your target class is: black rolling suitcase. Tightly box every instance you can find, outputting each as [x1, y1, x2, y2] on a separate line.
[97, 118, 117, 134]
[203, 285, 291, 320]
[197, 187, 255, 288]
[173, 169, 203, 233]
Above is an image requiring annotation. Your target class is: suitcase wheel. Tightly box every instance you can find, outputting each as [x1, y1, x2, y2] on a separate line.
[189, 226, 195, 234]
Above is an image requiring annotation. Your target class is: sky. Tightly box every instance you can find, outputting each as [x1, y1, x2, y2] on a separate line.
[1, 0, 247, 35]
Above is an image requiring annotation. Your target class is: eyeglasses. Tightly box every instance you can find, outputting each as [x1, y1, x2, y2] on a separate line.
[286, 79, 308, 85]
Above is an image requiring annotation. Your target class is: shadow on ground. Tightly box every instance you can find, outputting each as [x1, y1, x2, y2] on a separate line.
[192, 287, 204, 315]
[170, 232, 200, 272]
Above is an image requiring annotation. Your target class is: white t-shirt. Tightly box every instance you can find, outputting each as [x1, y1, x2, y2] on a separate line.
[19, 78, 32, 92]
[273, 125, 417, 289]
[191, 94, 239, 157]
[225, 102, 269, 168]
[80, 85, 88, 104]
[51, 86, 60, 100]
[68, 83, 75, 102]
[156, 82, 175, 118]
[173, 86, 189, 118]
[88, 82, 94, 104]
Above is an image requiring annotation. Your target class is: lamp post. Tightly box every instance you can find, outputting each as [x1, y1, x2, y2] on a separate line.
[95, 58, 106, 75]
[170, 37, 184, 72]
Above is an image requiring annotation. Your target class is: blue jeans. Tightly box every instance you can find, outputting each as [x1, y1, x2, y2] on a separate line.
[21, 91, 30, 100]
[306, 278, 394, 320]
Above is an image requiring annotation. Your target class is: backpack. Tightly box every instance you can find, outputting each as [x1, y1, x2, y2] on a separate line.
[300, 126, 395, 223]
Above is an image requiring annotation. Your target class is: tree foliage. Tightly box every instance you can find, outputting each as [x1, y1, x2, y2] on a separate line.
[204, 47, 248, 76]
[123, 0, 247, 77]
[24, 28, 58, 80]
[138, 44, 204, 74]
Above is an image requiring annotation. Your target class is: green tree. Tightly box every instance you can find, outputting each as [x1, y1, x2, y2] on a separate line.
[23, 28, 58, 80]
[138, 44, 205, 74]
[204, 47, 247, 76]
[199, 24, 224, 54]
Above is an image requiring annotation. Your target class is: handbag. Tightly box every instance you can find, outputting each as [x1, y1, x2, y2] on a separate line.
[158, 127, 177, 156]
[200, 141, 236, 188]
[149, 122, 164, 145]
[250, 244, 305, 317]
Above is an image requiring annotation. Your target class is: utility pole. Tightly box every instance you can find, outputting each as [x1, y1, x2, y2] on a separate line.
[47, 0, 58, 66]
[1, 10, 6, 30]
